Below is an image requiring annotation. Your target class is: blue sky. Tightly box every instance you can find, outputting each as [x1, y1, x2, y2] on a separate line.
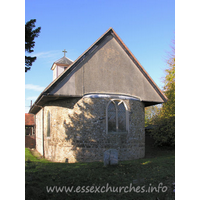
[25, 0, 175, 113]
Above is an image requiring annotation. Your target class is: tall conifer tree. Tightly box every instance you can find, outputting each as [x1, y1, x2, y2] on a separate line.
[25, 19, 41, 72]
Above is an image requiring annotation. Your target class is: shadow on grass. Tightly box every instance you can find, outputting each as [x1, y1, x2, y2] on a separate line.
[25, 147, 175, 200]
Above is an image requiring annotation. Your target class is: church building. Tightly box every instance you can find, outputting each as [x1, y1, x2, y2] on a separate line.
[29, 28, 167, 163]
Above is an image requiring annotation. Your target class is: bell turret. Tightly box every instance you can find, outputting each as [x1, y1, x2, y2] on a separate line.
[51, 49, 73, 80]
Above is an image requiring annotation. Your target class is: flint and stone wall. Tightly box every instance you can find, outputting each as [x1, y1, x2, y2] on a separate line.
[35, 97, 145, 163]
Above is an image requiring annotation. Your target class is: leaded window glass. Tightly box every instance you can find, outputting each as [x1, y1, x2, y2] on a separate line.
[107, 100, 128, 133]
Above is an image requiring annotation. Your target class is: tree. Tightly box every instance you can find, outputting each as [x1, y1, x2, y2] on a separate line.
[150, 41, 175, 147]
[145, 105, 161, 127]
[25, 19, 41, 72]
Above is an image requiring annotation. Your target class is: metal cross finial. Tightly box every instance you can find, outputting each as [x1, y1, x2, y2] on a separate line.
[62, 49, 67, 57]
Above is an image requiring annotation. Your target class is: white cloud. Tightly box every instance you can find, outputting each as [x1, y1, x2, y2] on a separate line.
[25, 84, 45, 92]
[26, 96, 38, 101]
[31, 50, 60, 59]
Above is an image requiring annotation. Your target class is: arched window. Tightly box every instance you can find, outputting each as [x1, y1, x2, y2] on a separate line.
[106, 100, 128, 134]
[47, 111, 50, 137]
[108, 101, 117, 132]
[118, 101, 126, 132]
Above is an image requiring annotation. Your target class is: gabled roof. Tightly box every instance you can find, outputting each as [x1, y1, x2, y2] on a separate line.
[51, 56, 73, 70]
[29, 28, 167, 114]
[25, 113, 35, 126]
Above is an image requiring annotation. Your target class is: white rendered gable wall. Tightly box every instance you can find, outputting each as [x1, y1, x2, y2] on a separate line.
[57, 65, 65, 77]
[53, 65, 66, 80]
[53, 67, 57, 80]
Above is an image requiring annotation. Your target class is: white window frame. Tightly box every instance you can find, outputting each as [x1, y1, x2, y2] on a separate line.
[106, 100, 129, 134]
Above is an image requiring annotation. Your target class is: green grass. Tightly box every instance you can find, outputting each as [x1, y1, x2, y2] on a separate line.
[25, 148, 39, 162]
[25, 148, 50, 163]
[25, 147, 175, 200]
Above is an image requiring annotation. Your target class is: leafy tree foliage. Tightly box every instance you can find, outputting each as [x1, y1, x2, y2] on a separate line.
[149, 43, 175, 147]
[25, 19, 41, 72]
[145, 105, 161, 127]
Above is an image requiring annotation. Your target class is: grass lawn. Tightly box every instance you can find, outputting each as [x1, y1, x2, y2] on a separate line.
[25, 148, 50, 163]
[25, 147, 175, 200]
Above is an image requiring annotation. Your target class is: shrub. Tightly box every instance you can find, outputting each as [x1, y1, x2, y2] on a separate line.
[150, 116, 175, 147]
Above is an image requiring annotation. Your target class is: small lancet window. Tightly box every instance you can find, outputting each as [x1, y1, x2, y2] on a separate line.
[47, 111, 50, 137]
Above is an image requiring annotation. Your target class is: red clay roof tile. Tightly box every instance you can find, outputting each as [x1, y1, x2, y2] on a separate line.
[25, 113, 35, 126]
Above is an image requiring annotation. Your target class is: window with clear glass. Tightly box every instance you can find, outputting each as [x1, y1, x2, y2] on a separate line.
[107, 100, 128, 133]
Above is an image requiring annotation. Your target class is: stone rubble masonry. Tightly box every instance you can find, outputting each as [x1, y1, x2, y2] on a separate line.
[35, 97, 145, 163]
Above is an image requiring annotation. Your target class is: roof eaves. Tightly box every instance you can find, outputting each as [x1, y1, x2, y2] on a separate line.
[51, 56, 74, 70]
[29, 29, 114, 114]
[51, 63, 56, 70]
[29, 27, 167, 114]
[110, 29, 168, 102]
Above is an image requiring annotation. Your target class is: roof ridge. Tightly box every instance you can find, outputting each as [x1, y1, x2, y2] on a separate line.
[47, 28, 114, 91]
[111, 29, 167, 102]
[51, 56, 74, 70]
[29, 28, 167, 114]
[48, 27, 167, 101]
[55, 56, 73, 63]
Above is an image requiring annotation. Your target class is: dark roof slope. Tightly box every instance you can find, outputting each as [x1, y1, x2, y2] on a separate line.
[29, 28, 167, 114]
